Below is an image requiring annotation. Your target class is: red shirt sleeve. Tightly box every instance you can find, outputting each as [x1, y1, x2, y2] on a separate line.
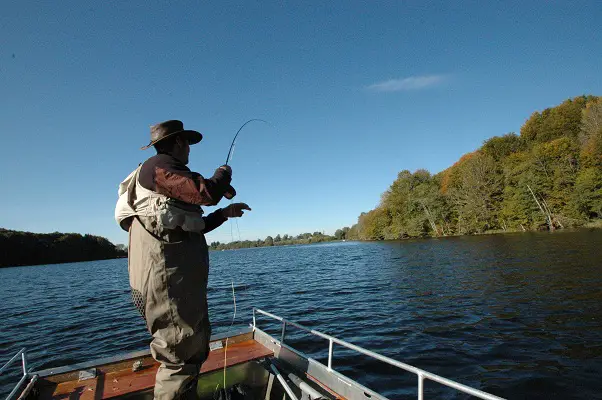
[139, 154, 231, 206]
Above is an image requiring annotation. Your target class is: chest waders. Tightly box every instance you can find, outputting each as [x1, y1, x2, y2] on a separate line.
[120, 167, 211, 400]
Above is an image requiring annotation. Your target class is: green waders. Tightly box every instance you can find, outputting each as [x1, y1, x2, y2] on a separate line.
[128, 216, 211, 400]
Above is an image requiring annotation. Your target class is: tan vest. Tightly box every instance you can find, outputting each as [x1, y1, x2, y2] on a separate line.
[115, 166, 206, 232]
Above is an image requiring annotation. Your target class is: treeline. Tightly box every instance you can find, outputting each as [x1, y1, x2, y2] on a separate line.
[345, 95, 602, 240]
[210, 229, 350, 250]
[0, 228, 127, 267]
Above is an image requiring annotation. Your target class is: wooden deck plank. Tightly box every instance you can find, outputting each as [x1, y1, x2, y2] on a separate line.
[48, 340, 272, 400]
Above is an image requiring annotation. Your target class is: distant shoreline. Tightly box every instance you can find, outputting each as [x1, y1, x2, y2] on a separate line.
[211, 224, 602, 251]
[0, 228, 127, 268]
[0, 256, 127, 269]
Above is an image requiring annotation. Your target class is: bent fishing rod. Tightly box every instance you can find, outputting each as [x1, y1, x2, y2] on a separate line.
[225, 119, 268, 165]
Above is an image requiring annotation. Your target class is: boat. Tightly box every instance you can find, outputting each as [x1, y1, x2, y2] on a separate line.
[2, 308, 504, 400]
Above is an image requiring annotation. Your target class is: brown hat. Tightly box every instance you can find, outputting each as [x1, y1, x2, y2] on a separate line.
[141, 120, 203, 150]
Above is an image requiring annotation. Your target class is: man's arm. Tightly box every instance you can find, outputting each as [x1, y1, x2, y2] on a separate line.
[202, 203, 252, 234]
[140, 154, 232, 206]
[200, 168, 233, 204]
[202, 209, 228, 233]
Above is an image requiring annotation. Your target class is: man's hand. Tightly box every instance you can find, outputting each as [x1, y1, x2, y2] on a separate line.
[224, 184, 236, 200]
[219, 165, 232, 176]
[221, 203, 251, 218]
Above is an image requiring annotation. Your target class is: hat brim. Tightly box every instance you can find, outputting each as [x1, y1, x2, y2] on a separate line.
[141, 130, 203, 150]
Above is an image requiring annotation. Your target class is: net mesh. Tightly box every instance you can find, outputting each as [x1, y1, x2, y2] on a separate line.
[131, 288, 146, 320]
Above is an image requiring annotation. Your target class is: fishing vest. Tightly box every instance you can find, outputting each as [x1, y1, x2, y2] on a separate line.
[115, 166, 206, 233]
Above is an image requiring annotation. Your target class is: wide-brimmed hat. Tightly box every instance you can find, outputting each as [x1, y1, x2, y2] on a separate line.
[141, 120, 203, 150]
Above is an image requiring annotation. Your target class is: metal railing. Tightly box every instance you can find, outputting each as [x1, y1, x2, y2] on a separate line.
[1, 348, 37, 400]
[253, 308, 505, 400]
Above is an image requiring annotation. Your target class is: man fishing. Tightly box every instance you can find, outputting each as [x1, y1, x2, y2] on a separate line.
[115, 120, 251, 400]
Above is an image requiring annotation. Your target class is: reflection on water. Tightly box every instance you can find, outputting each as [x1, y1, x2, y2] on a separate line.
[1, 229, 601, 399]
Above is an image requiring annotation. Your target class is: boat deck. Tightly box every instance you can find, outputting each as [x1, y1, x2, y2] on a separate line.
[6, 309, 505, 400]
[36, 339, 272, 400]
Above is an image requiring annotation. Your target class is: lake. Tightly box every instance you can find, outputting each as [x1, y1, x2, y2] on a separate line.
[1, 229, 601, 399]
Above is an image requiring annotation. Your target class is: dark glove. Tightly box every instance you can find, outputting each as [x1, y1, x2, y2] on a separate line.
[215, 165, 235, 199]
[218, 165, 232, 176]
[222, 203, 251, 218]
[224, 184, 236, 200]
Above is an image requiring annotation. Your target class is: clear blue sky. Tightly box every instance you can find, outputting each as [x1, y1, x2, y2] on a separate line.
[1, 1, 601, 245]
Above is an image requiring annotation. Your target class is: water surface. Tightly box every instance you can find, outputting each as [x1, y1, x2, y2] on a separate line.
[1, 230, 601, 399]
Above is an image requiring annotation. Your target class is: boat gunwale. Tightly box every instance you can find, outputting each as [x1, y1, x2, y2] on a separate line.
[32, 327, 253, 379]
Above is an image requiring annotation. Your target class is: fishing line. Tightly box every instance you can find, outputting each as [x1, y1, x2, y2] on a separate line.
[218, 118, 267, 392]
[220, 203, 241, 392]
[215, 279, 237, 394]
[234, 218, 241, 242]
[223, 281, 236, 389]
[229, 212, 234, 245]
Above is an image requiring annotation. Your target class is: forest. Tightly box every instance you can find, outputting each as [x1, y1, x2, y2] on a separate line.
[0, 229, 127, 267]
[345, 95, 602, 240]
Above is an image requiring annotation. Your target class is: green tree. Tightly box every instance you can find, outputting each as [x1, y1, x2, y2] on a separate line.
[482, 133, 524, 161]
[580, 100, 602, 168]
[521, 96, 592, 144]
[448, 153, 502, 233]
[500, 152, 539, 229]
[346, 224, 359, 240]
[571, 167, 602, 219]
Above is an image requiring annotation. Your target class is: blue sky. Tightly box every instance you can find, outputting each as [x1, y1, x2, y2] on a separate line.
[1, 1, 601, 245]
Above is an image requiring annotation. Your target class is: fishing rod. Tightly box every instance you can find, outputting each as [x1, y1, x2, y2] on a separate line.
[225, 119, 268, 165]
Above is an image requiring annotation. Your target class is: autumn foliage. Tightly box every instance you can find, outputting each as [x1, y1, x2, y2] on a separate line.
[347, 95, 602, 240]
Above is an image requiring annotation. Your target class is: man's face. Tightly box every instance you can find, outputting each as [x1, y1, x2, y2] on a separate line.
[174, 136, 191, 165]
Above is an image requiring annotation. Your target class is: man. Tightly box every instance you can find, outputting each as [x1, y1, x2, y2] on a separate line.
[115, 120, 250, 400]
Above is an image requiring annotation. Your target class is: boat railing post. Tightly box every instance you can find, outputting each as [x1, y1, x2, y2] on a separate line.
[0, 348, 26, 376]
[280, 321, 286, 344]
[252, 308, 256, 331]
[269, 362, 299, 400]
[21, 351, 28, 376]
[327, 339, 334, 371]
[418, 373, 424, 400]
